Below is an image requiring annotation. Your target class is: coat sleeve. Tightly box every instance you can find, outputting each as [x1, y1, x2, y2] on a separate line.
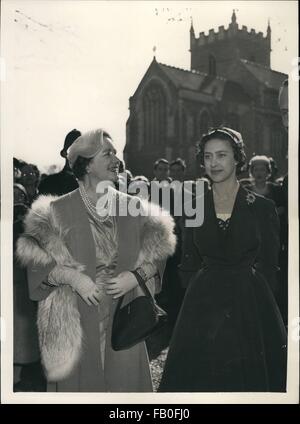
[16, 196, 65, 301]
[254, 199, 280, 297]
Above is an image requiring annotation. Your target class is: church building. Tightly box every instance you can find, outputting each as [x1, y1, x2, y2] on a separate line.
[124, 11, 287, 179]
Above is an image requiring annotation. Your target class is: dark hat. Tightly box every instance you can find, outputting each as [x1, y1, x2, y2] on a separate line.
[60, 129, 81, 158]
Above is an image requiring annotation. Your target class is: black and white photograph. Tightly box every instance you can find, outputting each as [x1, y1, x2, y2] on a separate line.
[1, 0, 299, 404]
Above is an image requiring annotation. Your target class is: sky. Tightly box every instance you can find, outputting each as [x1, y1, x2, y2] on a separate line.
[1, 0, 298, 172]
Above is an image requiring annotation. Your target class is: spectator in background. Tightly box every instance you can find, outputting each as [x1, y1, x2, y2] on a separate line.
[170, 158, 186, 183]
[151, 158, 173, 213]
[128, 176, 150, 200]
[153, 158, 171, 183]
[246, 155, 282, 209]
[18, 163, 40, 204]
[38, 129, 80, 196]
[14, 158, 29, 208]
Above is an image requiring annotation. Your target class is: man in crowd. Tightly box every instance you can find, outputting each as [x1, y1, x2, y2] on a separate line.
[153, 158, 171, 183]
[38, 129, 81, 196]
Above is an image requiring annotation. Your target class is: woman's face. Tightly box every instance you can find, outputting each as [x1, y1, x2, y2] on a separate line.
[251, 162, 269, 183]
[88, 136, 120, 183]
[203, 138, 236, 183]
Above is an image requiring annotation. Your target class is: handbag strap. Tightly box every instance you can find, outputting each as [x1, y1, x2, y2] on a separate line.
[131, 270, 154, 301]
[115, 271, 156, 310]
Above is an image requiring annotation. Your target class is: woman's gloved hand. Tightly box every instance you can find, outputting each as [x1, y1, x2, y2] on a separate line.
[48, 265, 101, 306]
[105, 271, 139, 299]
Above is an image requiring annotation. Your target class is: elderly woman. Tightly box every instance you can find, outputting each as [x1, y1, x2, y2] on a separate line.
[17, 129, 175, 392]
[159, 127, 286, 392]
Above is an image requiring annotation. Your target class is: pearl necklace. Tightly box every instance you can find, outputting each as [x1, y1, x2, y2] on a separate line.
[79, 183, 115, 223]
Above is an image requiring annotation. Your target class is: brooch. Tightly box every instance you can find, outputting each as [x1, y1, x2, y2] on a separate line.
[246, 192, 256, 204]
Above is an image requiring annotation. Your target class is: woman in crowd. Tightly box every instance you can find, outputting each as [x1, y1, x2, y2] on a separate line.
[17, 128, 175, 392]
[159, 127, 287, 392]
[245, 155, 282, 209]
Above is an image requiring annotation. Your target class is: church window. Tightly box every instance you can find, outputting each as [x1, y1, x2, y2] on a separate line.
[143, 83, 166, 146]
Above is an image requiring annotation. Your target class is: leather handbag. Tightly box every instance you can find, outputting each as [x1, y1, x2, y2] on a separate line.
[111, 272, 167, 351]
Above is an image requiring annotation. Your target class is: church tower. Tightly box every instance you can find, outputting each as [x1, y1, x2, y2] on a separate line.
[190, 10, 271, 77]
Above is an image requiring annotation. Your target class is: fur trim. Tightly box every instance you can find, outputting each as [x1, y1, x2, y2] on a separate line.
[37, 285, 82, 382]
[135, 200, 176, 266]
[16, 195, 85, 272]
[16, 194, 176, 382]
[16, 195, 85, 382]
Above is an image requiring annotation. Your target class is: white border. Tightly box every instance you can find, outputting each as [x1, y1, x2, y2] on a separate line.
[1, 0, 299, 405]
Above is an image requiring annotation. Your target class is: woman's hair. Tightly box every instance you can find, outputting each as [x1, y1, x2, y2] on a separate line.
[196, 127, 246, 174]
[170, 157, 186, 170]
[249, 155, 271, 176]
[72, 156, 93, 181]
[132, 175, 149, 182]
[153, 158, 169, 170]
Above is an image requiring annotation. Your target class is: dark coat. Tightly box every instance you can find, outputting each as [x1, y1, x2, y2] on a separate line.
[159, 186, 287, 392]
[38, 167, 78, 196]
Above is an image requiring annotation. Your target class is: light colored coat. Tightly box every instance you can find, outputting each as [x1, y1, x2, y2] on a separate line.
[17, 189, 176, 392]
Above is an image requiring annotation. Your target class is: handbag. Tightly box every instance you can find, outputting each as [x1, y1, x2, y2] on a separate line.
[111, 272, 168, 351]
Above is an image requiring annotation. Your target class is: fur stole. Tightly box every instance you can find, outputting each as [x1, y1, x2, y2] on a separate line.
[16, 193, 176, 382]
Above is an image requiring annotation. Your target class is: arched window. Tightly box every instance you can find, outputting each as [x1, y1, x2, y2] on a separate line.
[143, 83, 166, 146]
[209, 54, 216, 75]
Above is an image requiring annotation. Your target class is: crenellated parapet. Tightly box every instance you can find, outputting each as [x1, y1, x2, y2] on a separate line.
[190, 10, 271, 78]
[191, 9, 271, 49]
[194, 22, 269, 46]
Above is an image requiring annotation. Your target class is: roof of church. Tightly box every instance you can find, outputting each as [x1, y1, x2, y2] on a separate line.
[157, 61, 226, 92]
[240, 59, 287, 90]
[156, 60, 286, 93]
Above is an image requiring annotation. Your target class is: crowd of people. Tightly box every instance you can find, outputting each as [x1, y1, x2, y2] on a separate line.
[13, 79, 289, 393]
